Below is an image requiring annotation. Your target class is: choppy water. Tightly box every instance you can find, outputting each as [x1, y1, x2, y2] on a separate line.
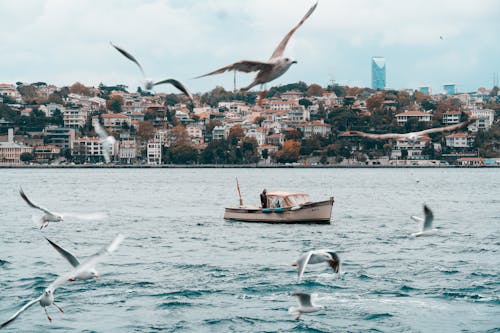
[0, 168, 499, 332]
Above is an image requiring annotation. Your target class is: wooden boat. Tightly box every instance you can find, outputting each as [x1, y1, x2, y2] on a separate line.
[224, 191, 334, 224]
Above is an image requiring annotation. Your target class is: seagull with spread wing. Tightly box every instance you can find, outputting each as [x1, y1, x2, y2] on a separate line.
[350, 118, 475, 142]
[292, 249, 341, 283]
[0, 235, 124, 328]
[110, 42, 193, 101]
[19, 187, 63, 228]
[93, 121, 116, 164]
[411, 205, 437, 237]
[196, 2, 318, 92]
[45, 235, 124, 281]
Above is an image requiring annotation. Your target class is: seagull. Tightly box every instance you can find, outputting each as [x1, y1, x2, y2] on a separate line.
[110, 42, 193, 102]
[0, 235, 124, 328]
[411, 205, 437, 237]
[0, 278, 67, 327]
[196, 2, 318, 92]
[19, 187, 63, 228]
[292, 250, 341, 282]
[93, 121, 116, 164]
[288, 293, 325, 320]
[350, 118, 476, 142]
[46, 235, 125, 281]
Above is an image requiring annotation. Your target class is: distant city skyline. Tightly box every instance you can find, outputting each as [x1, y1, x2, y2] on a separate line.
[0, 0, 499, 94]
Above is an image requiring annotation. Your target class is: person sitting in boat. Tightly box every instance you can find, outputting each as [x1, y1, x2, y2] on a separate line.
[260, 189, 267, 208]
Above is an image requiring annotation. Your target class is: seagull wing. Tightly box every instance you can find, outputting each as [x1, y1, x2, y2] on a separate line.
[418, 118, 476, 135]
[0, 296, 41, 328]
[93, 122, 108, 140]
[153, 79, 193, 102]
[326, 251, 341, 273]
[423, 205, 433, 231]
[110, 42, 146, 77]
[19, 187, 56, 217]
[296, 251, 313, 282]
[195, 60, 274, 78]
[293, 292, 313, 308]
[350, 131, 402, 140]
[71, 234, 125, 277]
[270, 2, 318, 59]
[410, 216, 424, 223]
[45, 237, 80, 268]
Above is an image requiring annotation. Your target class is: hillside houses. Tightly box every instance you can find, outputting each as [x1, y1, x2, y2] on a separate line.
[0, 80, 498, 166]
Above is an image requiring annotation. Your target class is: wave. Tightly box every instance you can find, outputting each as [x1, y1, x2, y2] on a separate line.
[363, 313, 393, 320]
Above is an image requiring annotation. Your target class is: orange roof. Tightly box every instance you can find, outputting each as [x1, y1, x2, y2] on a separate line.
[396, 111, 431, 116]
[101, 113, 129, 119]
[444, 111, 461, 115]
[458, 157, 483, 161]
[447, 132, 468, 138]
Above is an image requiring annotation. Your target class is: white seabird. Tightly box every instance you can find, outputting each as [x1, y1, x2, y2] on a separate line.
[288, 292, 324, 320]
[110, 42, 193, 102]
[0, 235, 124, 327]
[350, 118, 476, 142]
[45, 234, 125, 281]
[196, 2, 318, 92]
[93, 121, 116, 164]
[19, 188, 107, 229]
[19, 187, 63, 228]
[411, 205, 437, 237]
[292, 249, 341, 283]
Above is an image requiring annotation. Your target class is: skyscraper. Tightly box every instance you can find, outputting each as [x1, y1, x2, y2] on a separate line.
[371, 57, 386, 90]
[443, 84, 457, 95]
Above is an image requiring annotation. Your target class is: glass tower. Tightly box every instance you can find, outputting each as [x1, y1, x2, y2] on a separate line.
[371, 57, 386, 90]
[443, 84, 457, 95]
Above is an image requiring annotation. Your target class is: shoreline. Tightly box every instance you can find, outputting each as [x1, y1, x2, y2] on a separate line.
[0, 164, 498, 169]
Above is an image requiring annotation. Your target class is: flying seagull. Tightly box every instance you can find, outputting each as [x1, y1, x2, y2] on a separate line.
[0, 276, 68, 327]
[93, 121, 116, 164]
[19, 187, 63, 228]
[292, 249, 341, 282]
[45, 235, 125, 281]
[110, 42, 193, 101]
[350, 118, 475, 142]
[0, 235, 124, 327]
[288, 293, 325, 320]
[196, 2, 318, 92]
[411, 205, 437, 237]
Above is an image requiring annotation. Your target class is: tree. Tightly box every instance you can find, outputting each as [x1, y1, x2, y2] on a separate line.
[48, 93, 63, 104]
[228, 125, 245, 145]
[69, 82, 91, 96]
[262, 148, 269, 160]
[253, 116, 265, 126]
[106, 95, 124, 113]
[274, 140, 301, 163]
[206, 119, 222, 134]
[171, 125, 191, 147]
[307, 83, 324, 96]
[20, 152, 34, 163]
[299, 98, 313, 108]
[401, 149, 409, 160]
[136, 121, 155, 141]
[366, 93, 385, 112]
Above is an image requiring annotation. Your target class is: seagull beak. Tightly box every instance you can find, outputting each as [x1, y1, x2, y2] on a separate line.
[94, 275, 100, 279]
[291, 262, 297, 267]
[292, 60, 298, 64]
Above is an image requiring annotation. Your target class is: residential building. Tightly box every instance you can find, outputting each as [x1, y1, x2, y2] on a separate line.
[395, 111, 432, 125]
[119, 139, 137, 163]
[445, 132, 473, 148]
[0, 129, 33, 165]
[457, 157, 484, 166]
[101, 113, 132, 132]
[442, 111, 461, 125]
[245, 127, 267, 146]
[34, 145, 61, 162]
[44, 127, 75, 149]
[391, 135, 431, 159]
[297, 120, 331, 138]
[63, 106, 88, 128]
[212, 125, 228, 140]
[267, 133, 285, 146]
[371, 57, 386, 90]
[147, 141, 161, 164]
[73, 137, 114, 162]
[468, 108, 495, 132]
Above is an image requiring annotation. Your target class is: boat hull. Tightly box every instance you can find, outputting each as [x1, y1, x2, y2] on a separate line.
[224, 199, 333, 224]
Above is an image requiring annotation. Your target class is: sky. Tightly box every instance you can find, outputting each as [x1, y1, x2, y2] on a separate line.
[1, 0, 499, 94]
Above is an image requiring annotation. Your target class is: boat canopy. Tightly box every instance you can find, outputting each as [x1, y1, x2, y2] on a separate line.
[266, 191, 311, 208]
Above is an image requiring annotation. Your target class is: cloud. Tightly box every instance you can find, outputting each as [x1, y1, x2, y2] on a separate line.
[0, 0, 498, 93]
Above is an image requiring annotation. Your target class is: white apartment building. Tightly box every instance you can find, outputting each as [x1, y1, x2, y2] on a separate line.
[468, 108, 495, 132]
[395, 111, 432, 125]
[445, 132, 473, 148]
[442, 111, 461, 125]
[147, 141, 161, 165]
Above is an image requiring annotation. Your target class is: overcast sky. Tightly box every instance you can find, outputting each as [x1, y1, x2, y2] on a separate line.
[1, 0, 499, 94]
